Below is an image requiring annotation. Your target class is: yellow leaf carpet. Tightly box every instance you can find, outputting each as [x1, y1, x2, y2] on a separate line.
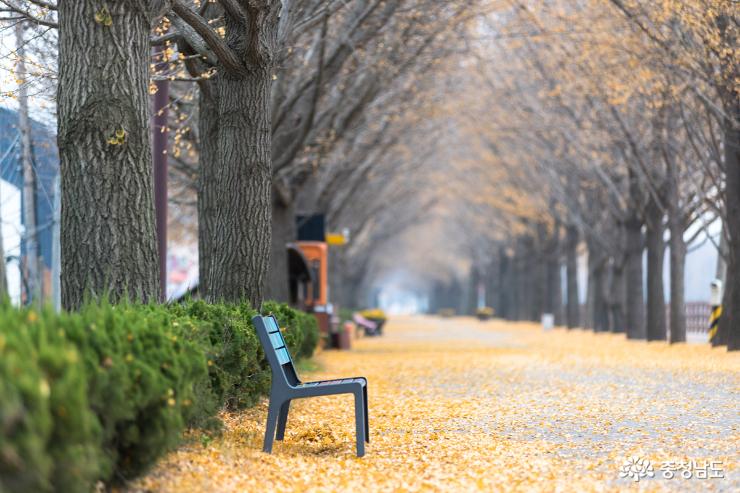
[131, 316, 739, 492]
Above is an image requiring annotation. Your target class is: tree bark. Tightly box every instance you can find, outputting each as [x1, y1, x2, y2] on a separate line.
[624, 210, 645, 339]
[201, 4, 281, 307]
[206, 70, 273, 306]
[532, 224, 547, 321]
[545, 222, 563, 325]
[498, 247, 511, 319]
[720, 103, 740, 350]
[645, 199, 667, 341]
[197, 85, 218, 297]
[58, 1, 160, 309]
[565, 224, 579, 328]
[610, 259, 626, 333]
[590, 254, 609, 332]
[667, 160, 687, 343]
[265, 194, 294, 301]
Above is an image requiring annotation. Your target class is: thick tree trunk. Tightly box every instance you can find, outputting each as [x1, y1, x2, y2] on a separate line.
[610, 260, 626, 333]
[265, 195, 293, 301]
[585, 247, 594, 330]
[720, 105, 740, 350]
[485, 253, 500, 314]
[532, 224, 547, 321]
[16, 23, 40, 304]
[498, 248, 511, 319]
[466, 265, 479, 314]
[585, 239, 609, 332]
[565, 224, 579, 328]
[545, 223, 563, 325]
[667, 163, 687, 343]
[592, 260, 609, 332]
[645, 199, 667, 341]
[58, 2, 159, 309]
[624, 211, 645, 339]
[206, 70, 273, 306]
[202, 3, 280, 307]
[516, 236, 535, 321]
[197, 86, 218, 296]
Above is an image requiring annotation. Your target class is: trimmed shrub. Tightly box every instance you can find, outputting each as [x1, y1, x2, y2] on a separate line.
[60, 302, 209, 481]
[167, 300, 267, 410]
[0, 305, 100, 493]
[296, 311, 319, 359]
[0, 299, 318, 492]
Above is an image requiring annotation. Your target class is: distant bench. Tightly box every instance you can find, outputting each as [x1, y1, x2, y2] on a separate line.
[353, 313, 384, 336]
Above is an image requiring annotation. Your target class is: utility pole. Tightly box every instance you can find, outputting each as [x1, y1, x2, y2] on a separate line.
[16, 23, 40, 304]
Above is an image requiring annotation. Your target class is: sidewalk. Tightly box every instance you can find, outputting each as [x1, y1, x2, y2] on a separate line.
[131, 316, 739, 492]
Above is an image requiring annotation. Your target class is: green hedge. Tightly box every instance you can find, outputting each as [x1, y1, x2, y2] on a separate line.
[0, 299, 319, 493]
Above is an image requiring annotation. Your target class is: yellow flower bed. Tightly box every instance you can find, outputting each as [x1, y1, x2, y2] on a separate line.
[360, 308, 387, 321]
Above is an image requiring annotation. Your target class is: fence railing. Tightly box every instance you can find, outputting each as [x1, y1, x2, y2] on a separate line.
[679, 302, 712, 334]
[577, 302, 712, 334]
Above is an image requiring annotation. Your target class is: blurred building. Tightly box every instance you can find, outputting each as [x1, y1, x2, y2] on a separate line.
[0, 106, 59, 304]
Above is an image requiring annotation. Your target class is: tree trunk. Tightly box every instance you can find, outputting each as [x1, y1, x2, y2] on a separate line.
[565, 224, 579, 328]
[197, 85, 218, 297]
[667, 162, 687, 343]
[720, 103, 740, 350]
[498, 247, 511, 319]
[516, 236, 535, 321]
[531, 225, 547, 321]
[206, 70, 273, 306]
[466, 265, 479, 314]
[485, 253, 500, 314]
[545, 222, 563, 325]
[201, 2, 281, 307]
[16, 23, 40, 304]
[624, 211, 645, 339]
[645, 199, 666, 341]
[264, 190, 293, 302]
[58, 2, 159, 309]
[585, 246, 594, 330]
[610, 259, 626, 333]
[591, 258, 609, 332]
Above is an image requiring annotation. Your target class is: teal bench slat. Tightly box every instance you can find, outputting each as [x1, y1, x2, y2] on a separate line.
[269, 331, 284, 349]
[276, 347, 290, 365]
[266, 317, 280, 333]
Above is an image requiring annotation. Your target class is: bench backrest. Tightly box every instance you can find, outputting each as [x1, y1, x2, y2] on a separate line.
[252, 315, 300, 387]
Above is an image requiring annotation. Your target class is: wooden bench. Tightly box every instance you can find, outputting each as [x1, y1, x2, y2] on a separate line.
[253, 315, 369, 456]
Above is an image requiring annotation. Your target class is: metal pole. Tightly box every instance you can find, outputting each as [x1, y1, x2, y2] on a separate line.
[152, 46, 169, 302]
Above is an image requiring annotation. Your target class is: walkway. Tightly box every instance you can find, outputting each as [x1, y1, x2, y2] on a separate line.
[131, 316, 739, 492]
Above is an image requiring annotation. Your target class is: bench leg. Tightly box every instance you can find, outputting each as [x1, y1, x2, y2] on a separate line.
[354, 390, 366, 457]
[363, 386, 369, 443]
[263, 399, 280, 453]
[276, 399, 291, 441]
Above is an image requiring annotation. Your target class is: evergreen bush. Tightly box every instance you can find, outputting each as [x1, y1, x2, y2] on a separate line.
[0, 298, 319, 492]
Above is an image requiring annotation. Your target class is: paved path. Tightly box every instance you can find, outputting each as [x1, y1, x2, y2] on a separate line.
[132, 316, 739, 492]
